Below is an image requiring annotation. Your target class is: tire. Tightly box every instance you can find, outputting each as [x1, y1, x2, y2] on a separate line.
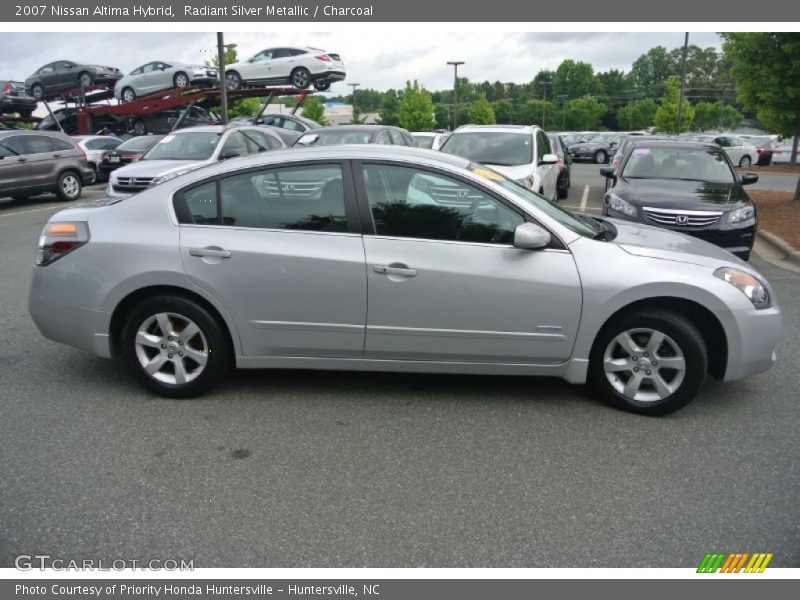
[120, 295, 231, 398]
[12, 195, 29, 201]
[31, 83, 44, 100]
[594, 150, 608, 164]
[739, 155, 752, 168]
[121, 87, 136, 103]
[313, 79, 331, 91]
[290, 67, 311, 89]
[55, 171, 82, 202]
[225, 71, 242, 90]
[78, 71, 93, 89]
[173, 72, 190, 88]
[557, 184, 568, 200]
[19, 110, 34, 118]
[132, 119, 147, 136]
[588, 309, 708, 416]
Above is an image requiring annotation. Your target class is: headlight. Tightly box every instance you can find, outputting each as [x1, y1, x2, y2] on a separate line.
[727, 205, 755, 224]
[608, 193, 637, 217]
[714, 267, 771, 309]
[515, 176, 535, 189]
[150, 169, 191, 186]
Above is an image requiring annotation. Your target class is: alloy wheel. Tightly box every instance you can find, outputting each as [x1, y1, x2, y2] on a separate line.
[61, 174, 80, 199]
[134, 312, 208, 385]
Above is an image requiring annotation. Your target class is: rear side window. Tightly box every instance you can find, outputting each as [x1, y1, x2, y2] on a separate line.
[23, 135, 56, 154]
[51, 138, 76, 151]
[177, 181, 219, 225]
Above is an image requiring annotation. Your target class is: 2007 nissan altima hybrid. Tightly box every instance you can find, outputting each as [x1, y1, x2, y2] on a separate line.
[28, 145, 783, 415]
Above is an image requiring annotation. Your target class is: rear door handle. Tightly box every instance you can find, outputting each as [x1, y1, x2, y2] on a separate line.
[373, 264, 417, 277]
[189, 247, 231, 258]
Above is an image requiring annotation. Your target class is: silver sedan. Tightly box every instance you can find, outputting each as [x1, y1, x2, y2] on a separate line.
[28, 146, 783, 415]
[114, 60, 218, 102]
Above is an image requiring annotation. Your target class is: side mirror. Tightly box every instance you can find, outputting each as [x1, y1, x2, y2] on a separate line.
[248, 57, 256, 63]
[540, 153, 558, 165]
[219, 150, 240, 160]
[600, 167, 615, 178]
[514, 222, 551, 250]
[740, 173, 758, 185]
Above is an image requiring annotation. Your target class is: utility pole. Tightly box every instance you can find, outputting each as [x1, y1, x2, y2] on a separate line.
[447, 61, 464, 131]
[216, 33, 236, 125]
[539, 81, 551, 129]
[348, 82, 360, 123]
[676, 32, 689, 135]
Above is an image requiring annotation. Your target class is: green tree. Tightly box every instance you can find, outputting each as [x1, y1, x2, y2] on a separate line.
[692, 101, 741, 132]
[721, 32, 800, 164]
[468, 94, 496, 125]
[301, 96, 327, 126]
[616, 98, 657, 130]
[227, 97, 262, 119]
[654, 75, 695, 133]
[397, 81, 435, 131]
[629, 46, 678, 98]
[379, 89, 401, 126]
[209, 45, 238, 69]
[552, 60, 600, 101]
[564, 97, 607, 130]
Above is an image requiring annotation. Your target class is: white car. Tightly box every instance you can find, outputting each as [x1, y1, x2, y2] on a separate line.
[771, 141, 797, 164]
[687, 134, 759, 168]
[72, 135, 122, 181]
[114, 61, 218, 102]
[411, 132, 449, 150]
[225, 46, 345, 91]
[439, 125, 559, 202]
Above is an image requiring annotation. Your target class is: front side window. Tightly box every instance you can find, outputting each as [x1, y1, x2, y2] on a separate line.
[220, 132, 248, 158]
[362, 164, 524, 245]
[388, 130, 406, 145]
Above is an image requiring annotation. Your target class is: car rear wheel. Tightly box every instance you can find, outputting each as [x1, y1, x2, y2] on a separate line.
[588, 309, 707, 415]
[55, 171, 82, 201]
[739, 155, 752, 168]
[173, 72, 190, 88]
[78, 72, 93, 88]
[121, 87, 136, 103]
[121, 296, 231, 398]
[291, 67, 311, 89]
[594, 150, 607, 164]
[313, 79, 331, 91]
[131, 119, 147, 136]
[225, 71, 242, 90]
[31, 83, 44, 99]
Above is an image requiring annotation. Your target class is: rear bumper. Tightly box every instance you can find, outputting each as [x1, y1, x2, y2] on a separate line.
[313, 70, 346, 82]
[0, 96, 37, 112]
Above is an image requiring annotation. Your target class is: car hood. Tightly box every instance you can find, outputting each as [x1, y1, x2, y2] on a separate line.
[606, 217, 748, 268]
[115, 159, 206, 178]
[616, 178, 749, 209]
[484, 163, 534, 180]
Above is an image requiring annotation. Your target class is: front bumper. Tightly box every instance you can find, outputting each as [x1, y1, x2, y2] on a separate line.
[722, 304, 782, 381]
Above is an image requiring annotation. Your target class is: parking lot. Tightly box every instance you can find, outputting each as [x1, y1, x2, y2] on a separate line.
[1, 169, 799, 568]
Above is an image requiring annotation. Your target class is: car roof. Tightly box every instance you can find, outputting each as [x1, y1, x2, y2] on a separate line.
[626, 139, 721, 151]
[455, 125, 537, 133]
[315, 125, 403, 132]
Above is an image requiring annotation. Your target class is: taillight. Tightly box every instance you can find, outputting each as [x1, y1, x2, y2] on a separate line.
[129, 153, 143, 161]
[2, 82, 11, 93]
[314, 54, 331, 62]
[36, 221, 90, 266]
[611, 159, 620, 170]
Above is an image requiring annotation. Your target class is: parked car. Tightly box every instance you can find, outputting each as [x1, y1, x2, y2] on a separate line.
[0, 130, 93, 201]
[439, 125, 559, 201]
[29, 145, 782, 415]
[106, 125, 285, 196]
[568, 133, 624, 164]
[548, 133, 572, 200]
[771, 141, 798, 164]
[25, 61, 122, 100]
[99, 135, 165, 177]
[128, 105, 219, 136]
[293, 125, 416, 147]
[36, 107, 123, 135]
[115, 61, 218, 103]
[605, 135, 676, 191]
[686, 134, 758, 168]
[601, 140, 759, 260]
[228, 113, 318, 144]
[225, 46, 346, 91]
[411, 132, 449, 150]
[745, 136, 776, 166]
[0, 81, 37, 117]
[72, 135, 123, 181]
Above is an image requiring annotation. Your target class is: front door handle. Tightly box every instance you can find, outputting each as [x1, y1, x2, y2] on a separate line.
[373, 264, 417, 277]
[52, 153, 62, 158]
[189, 247, 231, 258]
[17, 157, 27, 163]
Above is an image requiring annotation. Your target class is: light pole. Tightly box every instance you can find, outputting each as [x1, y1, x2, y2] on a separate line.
[677, 32, 689, 135]
[447, 61, 464, 130]
[539, 80, 551, 129]
[348, 82, 360, 123]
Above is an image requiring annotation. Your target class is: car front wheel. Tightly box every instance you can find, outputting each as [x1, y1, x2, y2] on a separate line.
[121, 87, 136, 103]
[588, 309, 708, 415]
[225, 71, 242, 90]
[595, 150, 607, 164]
[121, 296, 231, 398]
[739, 155, 752, 168]
[78, 72, 93, 88]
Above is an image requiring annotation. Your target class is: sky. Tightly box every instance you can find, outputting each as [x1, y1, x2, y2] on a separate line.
[0, 31, 722, 93]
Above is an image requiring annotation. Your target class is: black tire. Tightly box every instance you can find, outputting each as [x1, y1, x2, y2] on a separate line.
[132, 119, 147, 136]
[55, 170, 82, 202]
[588, 309, 708, 416]
[78, 71, 93, 89]
[225, 71, 242, 90]
[595, 150, 608, 164]
[121, 87, 136, 103]
[19, 110, 34, 118]
[120, 295, 231, 398]
[313, 79, 331, 91]
[173, 72, 190, 88]
[557, 184, 568, 200]
[31, 83, 44, 100]
[290, 67, 311, 89]
[739, 155, 752, 168]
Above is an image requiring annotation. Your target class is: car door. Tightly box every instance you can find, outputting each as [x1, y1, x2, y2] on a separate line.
[176, 161, 367, 358]
[54, 61, 76, 89]
[356, 161, 582, 363]
[0, 136, 32, 193]
[241, 49, 273, 80]
[136, 62, 160, 94]
[268, 48, 293, 80]
[37, 63, 57, 91]
[19, 134, 60, 187]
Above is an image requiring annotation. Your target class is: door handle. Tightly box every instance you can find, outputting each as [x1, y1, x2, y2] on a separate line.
[373, 264, 417, 277]
[189, 247, 231, 258]
[52, 153, 62, 158]
[17, 157, 27, 163]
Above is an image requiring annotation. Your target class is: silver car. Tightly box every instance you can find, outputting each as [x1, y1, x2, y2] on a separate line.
[29, 146, 783, 415]
[114, 61, 218, 103]
[72, 135, 123, 182]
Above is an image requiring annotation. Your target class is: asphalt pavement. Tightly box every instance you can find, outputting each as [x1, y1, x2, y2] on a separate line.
[1, 177, 798, 568]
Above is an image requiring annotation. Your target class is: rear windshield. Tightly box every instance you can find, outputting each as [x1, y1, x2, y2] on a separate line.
[413, 135, 435, 149]
[143, 132, 220, 160]
[441, 132, 533, 166]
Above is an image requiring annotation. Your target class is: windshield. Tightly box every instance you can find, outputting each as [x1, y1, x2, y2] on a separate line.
[468, 164, 597, 239]
[295, 130, 372, 146]
[441, 132, 533, 166]
[143, 131, 220, 160]
[622, 146, 735, 183]
[588, 134, 614, 143]
[119, 135, 162, 151]
[413, 135, 435, 149]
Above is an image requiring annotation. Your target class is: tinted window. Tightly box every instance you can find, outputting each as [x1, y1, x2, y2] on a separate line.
[289, 49, 308, 57]
[2, 136, 27, 154]
[23, 135, 55, 154]
[363, 164, 524, 244]
[441, 132, 533, 166]
[0, 141, 17, 157]
[179, 181, 219, 225]
[219, 164, 347, 231]
[271, 49, 291, 59]
[51, 138, 76, 151]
